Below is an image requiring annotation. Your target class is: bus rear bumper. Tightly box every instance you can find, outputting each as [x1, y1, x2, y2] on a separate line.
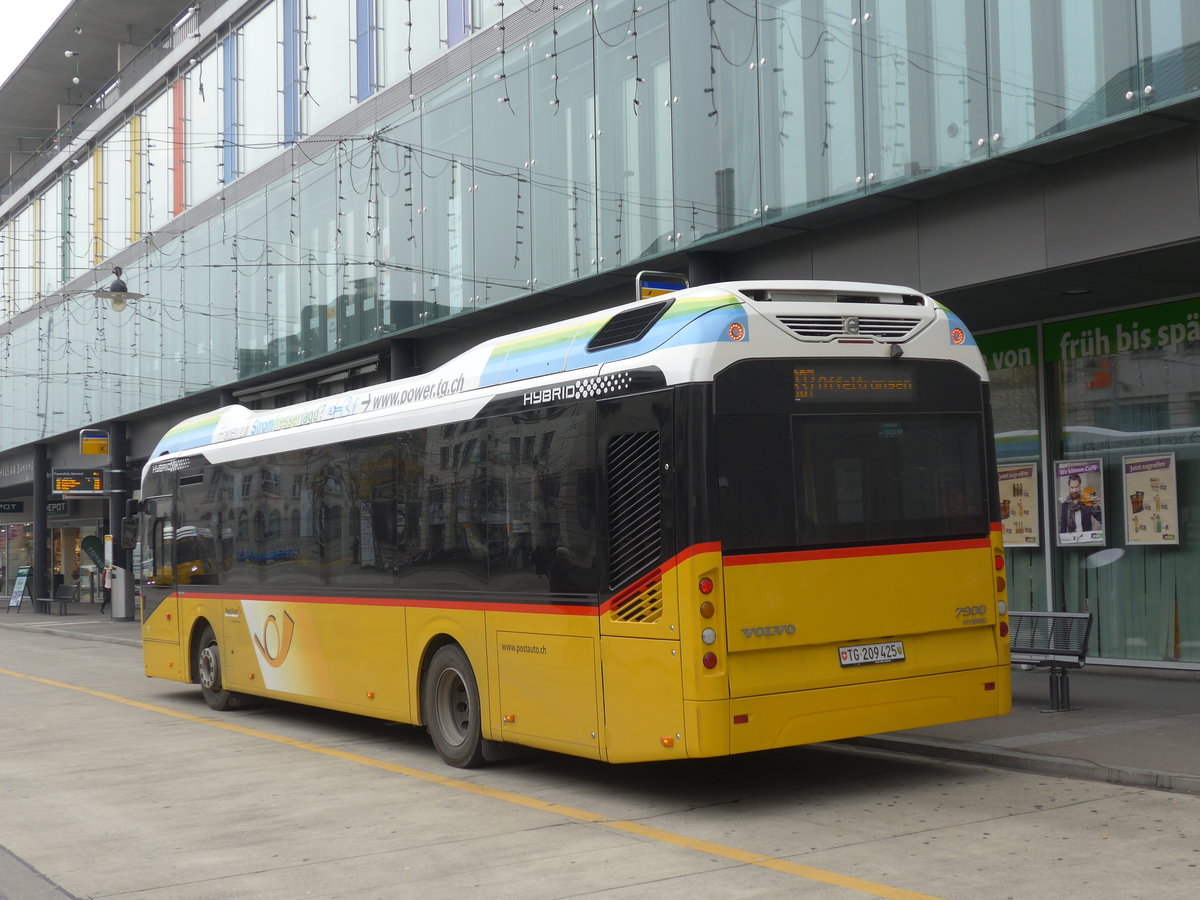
[685, 666, 1011, 758]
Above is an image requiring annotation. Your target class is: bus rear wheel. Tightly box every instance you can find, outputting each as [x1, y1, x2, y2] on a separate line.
[197, 624, 242, 711]
[423, 644, 485, 768]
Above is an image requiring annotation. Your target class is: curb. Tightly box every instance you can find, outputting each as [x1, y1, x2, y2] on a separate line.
[0, 622, 141, 648]
[847, 734, 1200, 796]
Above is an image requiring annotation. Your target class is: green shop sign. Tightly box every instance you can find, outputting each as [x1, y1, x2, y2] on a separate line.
[976, 298, 1200, 370]
[1042, 296, 1200, 363]
[977, 326, 1039, 372]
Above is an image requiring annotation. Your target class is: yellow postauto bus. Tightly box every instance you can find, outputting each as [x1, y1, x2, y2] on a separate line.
[138, 279, 1011, 767]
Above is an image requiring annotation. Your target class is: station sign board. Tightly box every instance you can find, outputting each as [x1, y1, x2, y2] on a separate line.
[79, 428, 110, 456]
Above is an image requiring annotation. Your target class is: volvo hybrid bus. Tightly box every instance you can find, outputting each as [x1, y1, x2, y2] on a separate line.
[138, 279, 1011, 767]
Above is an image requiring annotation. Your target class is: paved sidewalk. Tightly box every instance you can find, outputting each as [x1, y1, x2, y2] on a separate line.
[4, 603, 1199, 794]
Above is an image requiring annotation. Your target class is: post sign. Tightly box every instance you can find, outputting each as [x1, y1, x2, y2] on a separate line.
[80, 428, 110, 456]
[52, 469, 106, 495]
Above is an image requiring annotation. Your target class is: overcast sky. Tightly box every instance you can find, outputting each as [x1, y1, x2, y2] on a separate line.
[0, 1, 73, 89]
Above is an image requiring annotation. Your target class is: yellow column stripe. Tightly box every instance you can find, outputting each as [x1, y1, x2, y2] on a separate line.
[92, 146, 104, 265]
[130, 115, 142, 243]
[0, 667, 943, 900]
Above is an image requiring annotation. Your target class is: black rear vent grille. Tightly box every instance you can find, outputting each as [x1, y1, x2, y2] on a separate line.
[588, 302, 671, 351]
[606, 431, 662, 590]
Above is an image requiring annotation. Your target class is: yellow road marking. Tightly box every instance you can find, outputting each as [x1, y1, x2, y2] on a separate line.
[1, 667, 943, 900]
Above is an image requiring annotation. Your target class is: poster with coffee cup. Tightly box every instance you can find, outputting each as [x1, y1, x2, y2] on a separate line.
[1054, 459, 1105, 547]
[997, 463, 1040, 547]
[1122, 453, 1178, 546]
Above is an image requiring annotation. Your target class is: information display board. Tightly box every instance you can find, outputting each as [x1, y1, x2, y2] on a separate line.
[51, 469, 106, 494]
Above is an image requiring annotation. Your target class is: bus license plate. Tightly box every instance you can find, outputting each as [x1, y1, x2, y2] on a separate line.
[838, 641, 905, 667]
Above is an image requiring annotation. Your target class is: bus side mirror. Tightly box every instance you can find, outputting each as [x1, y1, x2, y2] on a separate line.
[121, 516, 138, 547]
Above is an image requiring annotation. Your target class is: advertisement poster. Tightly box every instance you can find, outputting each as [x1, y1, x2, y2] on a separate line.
[1055, 459, 1105, 547]
[1123, 453, 1179, 546]
[997, 463, 1040, 547]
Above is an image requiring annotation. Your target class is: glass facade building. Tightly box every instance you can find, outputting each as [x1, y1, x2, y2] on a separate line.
[4, 0, 1200, 665]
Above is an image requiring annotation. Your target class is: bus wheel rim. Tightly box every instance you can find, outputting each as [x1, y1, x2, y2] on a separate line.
[199, 644, 218, 690]
[434, 667, 470, 746]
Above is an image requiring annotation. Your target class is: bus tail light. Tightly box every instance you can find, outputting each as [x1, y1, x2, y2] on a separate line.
[699, 600, 715, 618]
[994, 554, 1005, 571]
[698, 576, 714, 594]
[702, 652, 718, 669]
[996, 575, 1006, 593]
[999, 621, 1009, 638]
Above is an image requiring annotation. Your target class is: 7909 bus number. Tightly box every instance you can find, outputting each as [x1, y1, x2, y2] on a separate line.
[838, 641, 906, 667]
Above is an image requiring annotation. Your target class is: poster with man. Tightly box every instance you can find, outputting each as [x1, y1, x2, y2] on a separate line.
[1055, 459, 1105, 547]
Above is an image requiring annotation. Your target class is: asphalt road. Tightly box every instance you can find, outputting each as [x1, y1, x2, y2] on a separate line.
[2, 630, 1197, 900]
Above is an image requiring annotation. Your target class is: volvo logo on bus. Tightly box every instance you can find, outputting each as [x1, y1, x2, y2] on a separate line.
[741, 624, 797, 638]
[844, 316, 860, 334]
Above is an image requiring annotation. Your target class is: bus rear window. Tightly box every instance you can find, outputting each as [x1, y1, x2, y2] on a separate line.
[717, 412, 989, 552]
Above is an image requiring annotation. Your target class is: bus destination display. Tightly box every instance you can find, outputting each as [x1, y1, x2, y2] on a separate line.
[793, 364, 915, 402]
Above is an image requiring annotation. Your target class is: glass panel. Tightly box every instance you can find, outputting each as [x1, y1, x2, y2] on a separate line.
[103, 124, 131, 255]
[13, 206, 33, 310]
[180, 222, 214, 392]
[67, 158, 94, 281]
[189, 51, 223, 204]
[421, 76, 475, 316]
[299, 151, 340, 359]
[1052, 299, 1200, 662]
[341, 137, 379, 347]
[986, 0, 1138, 153]
[1138, 0, 1200, 107]
[209, 212, 238, 387]
[529, 5, 597, 289]
[267, 175, 303, 371]
[758, 0, 866, 216]
[234, 188, 271, 378]
[377, 0, 442, 86]
[305, 0, 354, 134]
[144, 90, 172, 231]
[594, 0, 673, 270]
[471, 51, 530, 307]
[862, 1, 988, 186]
[242, 1, 282, 172]
[376, 104, 425, 332]
[42, 182, 62, 293]
[669, 0, 761, 245]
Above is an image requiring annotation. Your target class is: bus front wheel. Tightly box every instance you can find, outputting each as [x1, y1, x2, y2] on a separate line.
[197, 624, 242, 711]
[423, 644, 485, 768]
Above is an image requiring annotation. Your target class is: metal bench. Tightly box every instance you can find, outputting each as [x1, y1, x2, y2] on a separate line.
[36, 584, 79, 616]
[1008, 610, 1093, 712]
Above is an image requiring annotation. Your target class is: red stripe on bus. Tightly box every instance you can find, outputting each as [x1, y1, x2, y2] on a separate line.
[191, 593, 600, 616]
[723, 536, 992, 567]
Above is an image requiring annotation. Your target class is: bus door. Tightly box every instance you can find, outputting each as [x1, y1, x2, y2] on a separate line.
[140, 495, 179, 643]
